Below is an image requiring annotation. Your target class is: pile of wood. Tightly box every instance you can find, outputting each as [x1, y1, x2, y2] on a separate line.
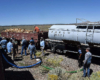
[3, 28, 33, 33]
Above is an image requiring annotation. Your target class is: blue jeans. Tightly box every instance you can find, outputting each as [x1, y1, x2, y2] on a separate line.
[83, 63, 91, 77]
[30, 52, 36, 59]
[21, 46, 27, 55]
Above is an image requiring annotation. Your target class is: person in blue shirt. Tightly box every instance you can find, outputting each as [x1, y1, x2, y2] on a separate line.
[30, 37, 34, 44]
[77, 45, 82, 67]
[7, 39, 13, 54]
[83, 48, 92, 77]
[28, 42, 36, 60]
[21, 37, 27, 56]
[40, 37, 45, 56]
[0, 37, 7, 53]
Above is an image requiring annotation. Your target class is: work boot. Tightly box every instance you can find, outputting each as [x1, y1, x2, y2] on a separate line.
[87, 75, 90, 78]
[30, 58, 33, 60]
[82, 75, 86, 77]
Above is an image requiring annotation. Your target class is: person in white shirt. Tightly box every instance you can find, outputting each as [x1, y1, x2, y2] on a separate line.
[40, 37, 45, 56]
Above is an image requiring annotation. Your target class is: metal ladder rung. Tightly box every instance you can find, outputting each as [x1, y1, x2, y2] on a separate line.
[87, 34, 93, 36]
[86, 39, 93, 42]
[87, 39, 92, 40]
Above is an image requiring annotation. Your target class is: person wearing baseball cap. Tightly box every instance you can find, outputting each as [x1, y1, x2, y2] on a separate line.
[82, 48, 92, 77]
[28, 41, 36, 60]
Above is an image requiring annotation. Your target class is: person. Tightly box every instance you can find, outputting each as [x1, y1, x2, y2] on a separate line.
[7, 39, 14, 60]
[83, 48, 92, 77]
[30, 37, 34, 44]
[12, 38, 18, 59]
[40, 37, 45, 56]
[28, 42, 36, 60]
[77, 45, 82, 67]
[21, 37, 27, 56]
[7, 39, 13, 54]
[0, 37, 7, 53]
[34, 26, 40, 33]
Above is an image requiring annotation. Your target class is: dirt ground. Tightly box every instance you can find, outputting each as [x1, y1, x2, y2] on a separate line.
[4, 46, 100, 80]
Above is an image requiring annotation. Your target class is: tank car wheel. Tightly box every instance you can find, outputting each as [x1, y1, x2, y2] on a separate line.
[51, 47, 56, 53]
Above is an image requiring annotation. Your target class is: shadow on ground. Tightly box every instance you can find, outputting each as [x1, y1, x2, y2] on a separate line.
[44, 53, 50, 56]
[5, 71, 35, 80]
[14, 56, 22, 61]
[55, 51, 100, 66]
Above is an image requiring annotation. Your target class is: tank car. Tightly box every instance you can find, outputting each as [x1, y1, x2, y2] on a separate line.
[45, 23, 100, 58]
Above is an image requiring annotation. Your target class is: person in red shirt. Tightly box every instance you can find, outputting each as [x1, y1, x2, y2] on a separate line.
[34, 26, 40, 33]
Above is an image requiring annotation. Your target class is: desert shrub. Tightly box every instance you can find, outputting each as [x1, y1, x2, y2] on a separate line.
[35, 50, 46, 57]
[68, 71, 87, 80]
[47, 67, 68, 80]
[40, 67, 50, 75]
[43, 56, 63, 67]
[89, 71, 100, 80]
[35, 51, 41, 57]
[67, 71, 100, 80]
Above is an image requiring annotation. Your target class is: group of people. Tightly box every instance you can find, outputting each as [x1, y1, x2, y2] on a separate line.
[78, 46, 92, 77]
[21, 37, 45, 60]
[0, 36, 18, 60]
[0, 36, 45, 60]
[0, 26, 44, 60]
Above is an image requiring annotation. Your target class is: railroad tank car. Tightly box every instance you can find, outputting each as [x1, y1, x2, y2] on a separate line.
[48, 25, 100, 44]
[46, 24, 100, 58]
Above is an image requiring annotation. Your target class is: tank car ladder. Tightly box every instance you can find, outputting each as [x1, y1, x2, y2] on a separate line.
[86, 25, 94, 43]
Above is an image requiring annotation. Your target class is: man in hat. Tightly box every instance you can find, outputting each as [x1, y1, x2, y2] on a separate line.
[83, 48, 92, 77]
[40, 37, 45, 56]
[28, 41, 36, 60]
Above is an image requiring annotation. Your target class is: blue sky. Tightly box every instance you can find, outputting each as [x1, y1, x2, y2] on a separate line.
[0, 0, 100, 25]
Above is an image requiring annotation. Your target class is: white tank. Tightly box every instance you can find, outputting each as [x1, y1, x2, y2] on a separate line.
[48, 25, 100, 44]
